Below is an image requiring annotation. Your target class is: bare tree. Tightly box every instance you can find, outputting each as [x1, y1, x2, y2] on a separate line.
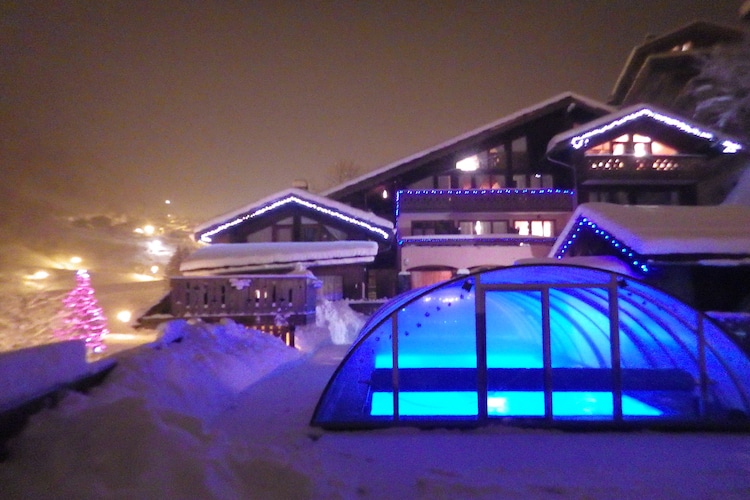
[322, 159, 365, 190]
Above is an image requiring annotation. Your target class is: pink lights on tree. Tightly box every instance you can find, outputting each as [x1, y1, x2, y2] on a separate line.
[55, 270, 109, 353]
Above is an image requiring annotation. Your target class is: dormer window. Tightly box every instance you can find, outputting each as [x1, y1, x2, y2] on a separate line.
[585, 134, 677, 157]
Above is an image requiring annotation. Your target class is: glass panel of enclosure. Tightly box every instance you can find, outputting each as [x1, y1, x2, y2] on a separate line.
[485, 290, 545, 417]
[393, 280, 479, 421]
[314, 319, 394, 425]
[549, 287, 616, 419]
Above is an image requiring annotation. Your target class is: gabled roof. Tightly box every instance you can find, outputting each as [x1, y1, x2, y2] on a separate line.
[609, 21, 744, 105]
[322, 92, 613, 200]
[546, 103, 745, 164]
[551, 202, 750, 258]
[194, 188, 394, 243]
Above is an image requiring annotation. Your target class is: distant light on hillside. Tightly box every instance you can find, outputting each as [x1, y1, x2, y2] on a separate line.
[28, 270, 50, 280]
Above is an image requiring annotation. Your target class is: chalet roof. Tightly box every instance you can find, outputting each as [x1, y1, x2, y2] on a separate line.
[194, 188, 394, 243]
[546, 103, 746, 164]
[180, 240, 379, 275]
[609, 21, 744, 106]
[550, 202, 750, 257]
[321, 92, 613, 200]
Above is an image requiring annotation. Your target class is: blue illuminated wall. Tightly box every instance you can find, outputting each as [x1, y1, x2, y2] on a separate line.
[311, 264, 750, 429]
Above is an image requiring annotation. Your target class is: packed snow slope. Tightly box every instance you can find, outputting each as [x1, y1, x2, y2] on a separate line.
[2, 303, 750, 499]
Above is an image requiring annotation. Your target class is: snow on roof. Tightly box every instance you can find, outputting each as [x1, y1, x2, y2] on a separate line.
[322, 92, 613, 197]
[551, 202, 750, 257]
[194, 188, 393, 242]
[180, 241, 379, 275]
[546, 103, 745, 158]
[515, 256, 639, 276]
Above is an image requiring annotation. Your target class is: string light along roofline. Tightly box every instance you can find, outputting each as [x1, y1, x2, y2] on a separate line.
[568, 107, 741, 152]
[198, 195, 392, 243]
[395, 188, 575, 217]
[554, 216, 651, 274]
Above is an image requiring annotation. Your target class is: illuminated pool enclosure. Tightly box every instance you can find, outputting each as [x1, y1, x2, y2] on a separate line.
[311, 265, 750, 429]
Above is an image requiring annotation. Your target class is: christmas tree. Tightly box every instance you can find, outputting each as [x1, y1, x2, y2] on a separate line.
[55, 269, 109, 353]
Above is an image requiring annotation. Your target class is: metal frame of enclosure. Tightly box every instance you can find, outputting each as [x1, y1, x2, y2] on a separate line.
[312, 265, 750, 429]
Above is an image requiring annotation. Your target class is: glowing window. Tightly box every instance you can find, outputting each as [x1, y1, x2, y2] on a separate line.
[586, 133, 678, 158]
[514, 220, 553, 237]
[456, 155, 480, 172]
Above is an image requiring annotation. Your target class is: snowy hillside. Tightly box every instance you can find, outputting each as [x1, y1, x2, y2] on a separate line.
[0, 198, 195, 353]
[1, 309, 750, 499]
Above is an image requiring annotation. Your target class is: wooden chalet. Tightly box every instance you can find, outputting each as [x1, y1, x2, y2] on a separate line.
[191, 187, 395, 299]
[137, 188, 395, 340]
[546, 103, 748, 206]
[322, 93, 615, 222]
[550, 202, 750, 313]
[609, 21, 745, 108]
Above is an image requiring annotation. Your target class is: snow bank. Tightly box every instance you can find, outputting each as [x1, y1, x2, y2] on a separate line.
[314, 299, 367, 345]
[0, 320, 302, 499]
[0, 340, 113, 411]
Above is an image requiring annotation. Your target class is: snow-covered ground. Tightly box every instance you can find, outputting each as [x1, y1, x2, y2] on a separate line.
[2, 302, 750, 499]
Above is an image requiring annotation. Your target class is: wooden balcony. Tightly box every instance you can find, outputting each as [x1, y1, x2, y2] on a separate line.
[584, 155, 703, 179]
[145, 274, 321, 347]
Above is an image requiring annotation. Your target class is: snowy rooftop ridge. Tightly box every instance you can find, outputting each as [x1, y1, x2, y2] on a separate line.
[321, 92, 613, 197]
[551, 203, 750, 257]
[180, 241, 379, 275]
[194, 188, 394, 242]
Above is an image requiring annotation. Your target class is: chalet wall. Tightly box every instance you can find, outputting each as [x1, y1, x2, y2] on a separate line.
[400, 243, 550, 271]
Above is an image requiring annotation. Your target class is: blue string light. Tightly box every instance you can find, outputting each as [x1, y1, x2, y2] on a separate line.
[555, 216, 650, 274]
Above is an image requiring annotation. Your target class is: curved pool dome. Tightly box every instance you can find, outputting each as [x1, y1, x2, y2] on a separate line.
[311, 264, 750, 429]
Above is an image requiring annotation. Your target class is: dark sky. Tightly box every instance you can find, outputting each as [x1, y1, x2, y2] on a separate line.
[1, 1, 746, 220]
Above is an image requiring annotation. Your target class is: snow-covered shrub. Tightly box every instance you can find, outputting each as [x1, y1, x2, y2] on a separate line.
[314, 299, 367, 345]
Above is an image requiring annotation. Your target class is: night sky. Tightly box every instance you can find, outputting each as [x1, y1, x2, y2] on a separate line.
[1, 1, 745, 220]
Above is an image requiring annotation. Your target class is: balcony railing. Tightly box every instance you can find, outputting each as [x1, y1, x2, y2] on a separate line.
[168, 274, 320, 346]
[585, 155, 702, 177]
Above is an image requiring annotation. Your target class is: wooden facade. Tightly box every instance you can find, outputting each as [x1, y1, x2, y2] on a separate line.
[322, 93, 614, 222]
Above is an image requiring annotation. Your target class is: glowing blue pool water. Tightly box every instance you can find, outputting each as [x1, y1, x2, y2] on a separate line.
[370, 391, 663, 417]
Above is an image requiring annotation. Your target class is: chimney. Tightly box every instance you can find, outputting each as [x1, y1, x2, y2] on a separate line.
[292, 179, 309, 191]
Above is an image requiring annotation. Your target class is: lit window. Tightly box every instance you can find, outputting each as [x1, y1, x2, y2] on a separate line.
[530, 220, 553, 237]
[514, 220, 553, 237]
[514, 221, 530, 236]
[651, 141, 677, 155]
[456, 155, 480, 172]
[586, 133, 678, 158]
